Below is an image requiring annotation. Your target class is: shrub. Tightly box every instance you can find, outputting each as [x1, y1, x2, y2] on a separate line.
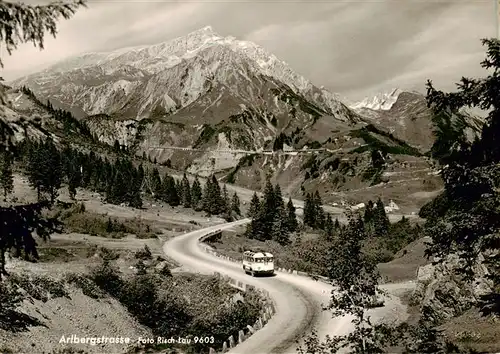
[65, 273, 106, 299]
[7, 273, 69, 302]
[89, 260, 125, 297]
[134, 245, 152, 260]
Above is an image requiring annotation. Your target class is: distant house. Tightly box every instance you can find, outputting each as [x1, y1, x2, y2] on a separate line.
[384, 200, 400, 213]
[350, 202, 365, 211]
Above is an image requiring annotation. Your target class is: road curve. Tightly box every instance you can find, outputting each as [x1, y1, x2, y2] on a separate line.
[163, 218, 352, 354]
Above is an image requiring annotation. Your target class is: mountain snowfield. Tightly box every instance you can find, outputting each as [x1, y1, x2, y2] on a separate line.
[10, 26, 346, 121]
[349, 88, 404, 111]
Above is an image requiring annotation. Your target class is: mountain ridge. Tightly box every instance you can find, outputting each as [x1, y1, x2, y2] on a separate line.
[9, 26, 347, 120]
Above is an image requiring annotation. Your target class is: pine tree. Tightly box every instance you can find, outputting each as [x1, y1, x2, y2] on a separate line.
[318, 214, 383, 353]
[162, 175, 179, 207]
[45, 140, 63, 203]
[231, 192, 241, 216]
[26, 140, 44, 201]
[324, 213, 334, 239]
[303, 193, 315, 228]
[421, 39, 500, 316]
[0, 0, 86, 281]
[0, 0, 86, 69]
[221, 184, 230, 214]
[0, 151, 14, 201]
[364, 200, 375, 223]
[26, 139, 62, 203]
[259, 179, 277, 237]
[262, 179, 276, 217]
[137, 164, 144, 191]
[108, 161, 126, 204]
[272, 201, 290, 246]
[274, 183, 285, 211]
[191, 176, 202, 209]
[248, 192, 260, 218]
[202, 175, 223, 215]
[149, 167, 162, 198]
[211, 175, 223, 214]
[128, 164, 143, 208]
[286, 197, 298, 233]
[62, 147, 81, 200]
[334, 218, 340, 230]
[181, 173, 191, 208]
[313, 191, 325, 229]
[373, 198, 389, 237]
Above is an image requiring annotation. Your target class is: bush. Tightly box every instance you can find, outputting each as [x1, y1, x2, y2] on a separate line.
[57, 203, 159, 239]
[89, 260, 124, 297]
[98, 247, 120, 261]
[65, 273, 106, 299]
[7, 273, 69, 302]
[134, 245, 152, 260]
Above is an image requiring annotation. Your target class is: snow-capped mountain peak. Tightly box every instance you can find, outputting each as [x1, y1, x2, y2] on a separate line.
[350, 88, 403, 111]
[9, 25, 351, 121]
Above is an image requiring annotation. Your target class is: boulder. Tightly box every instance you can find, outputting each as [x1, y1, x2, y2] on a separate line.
[412, 253, 493, 322]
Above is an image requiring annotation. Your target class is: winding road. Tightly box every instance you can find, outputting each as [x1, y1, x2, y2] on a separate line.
[163, 218, 415, 353]
[163, 218, 355, 354]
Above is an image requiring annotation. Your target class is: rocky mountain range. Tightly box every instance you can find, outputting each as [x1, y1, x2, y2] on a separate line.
[2, 26, 485, 209]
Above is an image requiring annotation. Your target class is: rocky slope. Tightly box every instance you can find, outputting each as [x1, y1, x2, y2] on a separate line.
[351, 90, 484, 153]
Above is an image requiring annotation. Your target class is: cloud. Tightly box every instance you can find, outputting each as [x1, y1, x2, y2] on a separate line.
[0, 0, 495, 102]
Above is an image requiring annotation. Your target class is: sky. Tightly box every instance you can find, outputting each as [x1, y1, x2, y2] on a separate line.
[0, 0, 496, 102]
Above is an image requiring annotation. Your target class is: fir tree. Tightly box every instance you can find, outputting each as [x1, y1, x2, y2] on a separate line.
[128, 165, 143, 208]
[62, 146, 81, 200]
[26, 139, 62, 203]
[334, 218, 340, 230]
[211, 175, 223, 213]
[274, 183, 285, 211]
[137, 164, 145, 190]
[0, 0, 86, 69]
[0, 151, 14, 201]
[373, 198, 389, 237]
[259, 179, 277, 237]
[191, 176, 202, 209]
[286, 197, 298, 233]
[181, 173, 191, 208]
[0, 0, 85, 282]
[364, 200, 375, 223]
[162, 174, 179, 207]
[231, 192, 241, 216]
[149, 167, 162, 198]
[324, 213, 334, 239]
[272, 201, 290, 245]
[26, 140, 44, 200]
[248, 192, 260, 218]
[422, 38, 500, 315]
[108, 160, 127, 204]
[202, 175, 223, 215]
[44, 140, 62, 203]
[221, 184, 230, 214]
[313, 191, 325, 229]
[303, 193, 315, 227]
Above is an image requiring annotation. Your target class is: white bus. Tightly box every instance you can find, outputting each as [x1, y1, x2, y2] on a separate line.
[242, 251, 274, 276]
